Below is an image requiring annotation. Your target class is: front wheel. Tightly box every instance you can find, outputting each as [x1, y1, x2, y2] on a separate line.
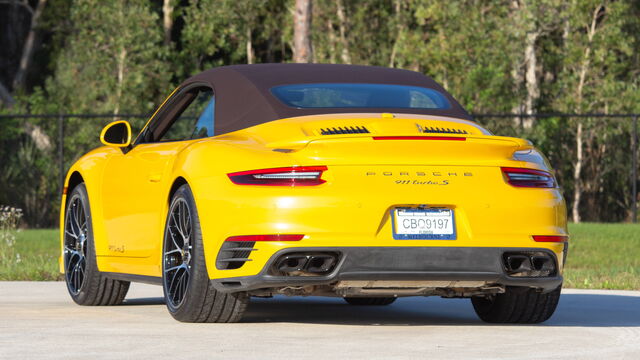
[162, 184, 248, 323]
[471, 285, 561, 323]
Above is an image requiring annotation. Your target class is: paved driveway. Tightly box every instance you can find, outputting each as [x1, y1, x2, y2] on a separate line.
[1, 282, 639, 359]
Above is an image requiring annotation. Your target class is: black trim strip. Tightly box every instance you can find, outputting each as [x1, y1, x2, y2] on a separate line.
[102, 272, 163, 286]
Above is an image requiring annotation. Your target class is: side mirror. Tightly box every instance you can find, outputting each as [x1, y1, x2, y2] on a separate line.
[100, 120, 131, 147]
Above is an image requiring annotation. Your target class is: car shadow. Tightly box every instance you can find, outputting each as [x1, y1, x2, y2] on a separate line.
[241, 293, 640, 327]
[121, 292, 640, 327]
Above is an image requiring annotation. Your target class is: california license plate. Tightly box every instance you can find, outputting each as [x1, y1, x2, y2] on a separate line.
[392, 208, 456, 240]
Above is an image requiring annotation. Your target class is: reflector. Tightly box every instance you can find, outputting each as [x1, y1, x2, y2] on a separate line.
[225, 234, 305, 242]
[532, 235, 569, 242]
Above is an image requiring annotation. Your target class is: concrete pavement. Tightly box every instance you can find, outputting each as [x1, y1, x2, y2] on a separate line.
[1, 282, 639, 359]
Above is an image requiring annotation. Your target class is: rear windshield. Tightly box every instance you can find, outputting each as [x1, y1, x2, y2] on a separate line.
[271, 83, 451, 109]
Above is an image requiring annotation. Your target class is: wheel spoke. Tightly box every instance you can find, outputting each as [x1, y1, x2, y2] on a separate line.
[169, 268, 185, 303]
[170, 211, 185, 247]
[73, 201, 82, 235]
[179, 270, 188, 301]
[164, 264, 185, 273]
[79, 204, 87, 233]
[168, 267, 181, 293]
[66, 253, 77, 274]
[72, 261, 80, 289]
[169, 227, 181, 251]
[67, 203, 79, 238]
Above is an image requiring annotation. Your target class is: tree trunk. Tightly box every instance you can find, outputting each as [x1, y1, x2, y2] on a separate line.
[509, 0, 524, 127]
[246, 26, 254, 64]
[326, 18, 337, 63]
[510, 0, 538, 129]
[388, 0, 403, 68]
[572, 121, 583, 223]
[12, 0, 48, 91]
[523, 30, 539, 124]
[0, 81, 15, 107]
[293, 0, 313, 63]
[335, 0, 351, 64]
[572, 4, 603, 223]
[114, 47, 127, 117]
[162, 0, 174, 46]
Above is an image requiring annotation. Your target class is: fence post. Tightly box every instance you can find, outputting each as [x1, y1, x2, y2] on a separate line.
[58, 114, 64, 196]
[633, 115, 638, 223]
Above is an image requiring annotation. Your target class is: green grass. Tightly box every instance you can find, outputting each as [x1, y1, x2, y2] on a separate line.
[0, 229, 62, 281]
[564, 223, 640, 290]
[1, 224, 639, 289]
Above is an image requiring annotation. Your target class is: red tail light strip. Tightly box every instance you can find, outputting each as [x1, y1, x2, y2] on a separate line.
[501, 167, 556, 188]
[532, 235, 569, 243]
[373, 136, 466, 141]
[228, 166, 327, 186]
[225, 234, 305, 242]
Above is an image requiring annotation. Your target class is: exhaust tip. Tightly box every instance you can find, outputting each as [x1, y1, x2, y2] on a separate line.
[272, 252, 340, 276]
[275, 255, 309, 273]
[307, 255, 336, 273]
[506, 255, 530, 272]
[502, 251, 557, 277]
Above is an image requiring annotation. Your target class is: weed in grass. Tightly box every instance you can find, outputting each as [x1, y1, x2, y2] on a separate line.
[0, 205, 23, 269]
[0, 207, 62, 281]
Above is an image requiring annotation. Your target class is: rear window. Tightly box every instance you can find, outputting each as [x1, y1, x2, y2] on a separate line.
[270, 83, 451, 109]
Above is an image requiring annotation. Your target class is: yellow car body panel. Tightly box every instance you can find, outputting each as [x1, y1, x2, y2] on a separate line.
[60, 113, 567, 282]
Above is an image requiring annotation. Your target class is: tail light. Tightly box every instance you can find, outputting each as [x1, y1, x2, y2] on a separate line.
[501, 167, 556, 188]
[228, 166, 327, 186]
[226, 234, 304, 242]
[533, 235, 569, 243]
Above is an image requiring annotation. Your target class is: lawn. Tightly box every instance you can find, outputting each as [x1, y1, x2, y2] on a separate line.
[564, 223, 640, 290]
[0, 229, 62, 281]
[1, 224, 639, 289]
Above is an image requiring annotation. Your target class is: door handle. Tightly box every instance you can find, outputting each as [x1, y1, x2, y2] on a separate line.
[148, 174, 162, 183]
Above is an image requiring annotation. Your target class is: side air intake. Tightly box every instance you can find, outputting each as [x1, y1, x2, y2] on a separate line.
[216, 241, 256, 270]
[320, 126, 370, 135]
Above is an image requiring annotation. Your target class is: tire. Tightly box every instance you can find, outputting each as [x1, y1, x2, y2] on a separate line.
[63, 183, 130, 305]
[344, 297, 397, 306]
[471, 285, 562, 323]
[162, 184, 248, 323]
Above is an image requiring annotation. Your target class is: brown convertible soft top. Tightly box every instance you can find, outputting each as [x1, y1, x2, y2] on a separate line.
[182, 63, 471, 135]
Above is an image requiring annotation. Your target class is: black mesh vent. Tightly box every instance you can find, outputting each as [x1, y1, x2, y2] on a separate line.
[419, 125, 468, 134]
[216, 241, 256, 270]
[320, 126, 370, 135]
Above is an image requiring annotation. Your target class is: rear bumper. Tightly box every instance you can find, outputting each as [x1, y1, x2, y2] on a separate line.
[211, 246, 564, 293]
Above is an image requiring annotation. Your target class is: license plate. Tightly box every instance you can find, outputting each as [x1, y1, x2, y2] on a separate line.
[391, 208, 456, 240]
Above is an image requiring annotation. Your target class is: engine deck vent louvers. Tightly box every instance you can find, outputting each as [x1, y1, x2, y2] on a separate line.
[216, 241, 256, 270]
[418, 124, 468, 135]
[320, 126, 370, 135]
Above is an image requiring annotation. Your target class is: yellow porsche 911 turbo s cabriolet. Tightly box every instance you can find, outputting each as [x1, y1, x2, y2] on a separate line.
[60, 63, 568, 323]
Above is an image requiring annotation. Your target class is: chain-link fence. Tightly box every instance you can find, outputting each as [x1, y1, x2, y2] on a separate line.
[0, 113, 638, 227]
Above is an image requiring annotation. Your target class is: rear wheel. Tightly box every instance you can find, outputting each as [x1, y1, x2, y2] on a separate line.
[471, 285, 561, 323]
[163, 184, 248, 323]
[63, 183, 130, 305]
[344, 297, 397, 306]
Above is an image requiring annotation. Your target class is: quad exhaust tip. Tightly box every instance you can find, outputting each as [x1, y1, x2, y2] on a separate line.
[274, 253, 339, 275]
